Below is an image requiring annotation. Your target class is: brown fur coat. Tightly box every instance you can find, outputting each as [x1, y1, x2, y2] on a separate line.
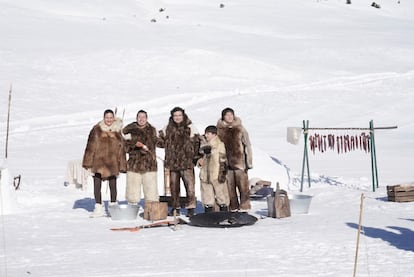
[158, 116, 201, 171]
[122, 122, 158, 173]
[217, 116, 253, 171]
[82, 118, 127, 179]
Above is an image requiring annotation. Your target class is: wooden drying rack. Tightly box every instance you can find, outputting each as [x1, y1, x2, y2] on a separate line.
[300, 120, 397, 192]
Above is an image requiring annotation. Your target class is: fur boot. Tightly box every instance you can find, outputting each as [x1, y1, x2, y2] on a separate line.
[90, 203, 105, 218]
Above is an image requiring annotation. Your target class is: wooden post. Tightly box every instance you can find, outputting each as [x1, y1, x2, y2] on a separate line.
[353, 193, 365, 277]
[5, 83, 12, 159]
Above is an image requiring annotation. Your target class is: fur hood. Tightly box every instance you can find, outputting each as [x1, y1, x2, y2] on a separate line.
[216, 116, 243, 129]
[217, 116, 253, 170]
[98, 117, 123, 133]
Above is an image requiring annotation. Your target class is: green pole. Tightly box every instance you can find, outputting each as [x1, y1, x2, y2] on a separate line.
[305, 121, 311, 188]
[369, 120, 379, 191]
[300, 120, 310, 192]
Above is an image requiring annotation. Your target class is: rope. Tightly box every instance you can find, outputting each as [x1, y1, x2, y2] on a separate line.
[303, 126, 397, 132]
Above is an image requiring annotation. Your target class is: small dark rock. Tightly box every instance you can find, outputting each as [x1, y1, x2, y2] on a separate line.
[371, 2, 381, 8]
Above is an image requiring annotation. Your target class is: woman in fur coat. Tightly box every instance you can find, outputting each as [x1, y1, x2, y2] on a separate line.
[82, 109, 127, 217]
[122, 110, 159, 205]
[217, 107, 253, 212]
[158, 107, 201, 217]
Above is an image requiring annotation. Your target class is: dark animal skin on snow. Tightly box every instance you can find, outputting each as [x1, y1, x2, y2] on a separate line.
[189, 211, 257, 227]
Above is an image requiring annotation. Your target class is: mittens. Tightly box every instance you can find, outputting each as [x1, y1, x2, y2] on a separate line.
[202, 145, 211, 155]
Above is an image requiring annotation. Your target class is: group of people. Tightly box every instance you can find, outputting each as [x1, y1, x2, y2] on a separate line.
[82, 107, 253, 218]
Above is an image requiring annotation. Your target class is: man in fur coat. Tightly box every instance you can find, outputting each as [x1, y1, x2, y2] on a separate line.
[217, 107, 253, 212]
[82, 109, 127, 217]
[122, 110, 159, 206]
[198, 125, 229, 213]
[158, 107, 201, 217]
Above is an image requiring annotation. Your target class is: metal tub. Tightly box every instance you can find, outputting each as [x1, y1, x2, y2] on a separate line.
[289, 194, 313, 214]
[267, 194, 313, 216]
[108, 204, 139, 220]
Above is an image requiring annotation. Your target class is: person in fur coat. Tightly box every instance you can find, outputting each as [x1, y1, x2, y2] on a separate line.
[158, 107, 201, 217]
[197, 125, 229, 213]
[82, 109, 127, 217]
[217, 107, 253, 212]
[122, 110, 159, 205]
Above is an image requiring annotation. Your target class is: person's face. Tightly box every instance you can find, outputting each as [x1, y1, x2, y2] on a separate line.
[137, 112, 147, 127]
[104, 113, 115, 126]
[172, 111, 184, 124]
[223, 112, 234, 124]
[205, 132, 216, 142]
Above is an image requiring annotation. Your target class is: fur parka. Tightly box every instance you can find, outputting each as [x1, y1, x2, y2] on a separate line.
[199, 136, 227, 183]
[158, 115, 201, 171]
[217, 116, 253, 171]
[82, 118, 127, 179]
[122, 122, 158, 173]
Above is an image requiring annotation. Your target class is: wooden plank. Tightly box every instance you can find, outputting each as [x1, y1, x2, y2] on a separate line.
[387, 191, 414, 197]
[256, 180, 271, 187]
[392, 187, 414, 193]
[388, 195, 414, 202]
[387, 184, 414, 192]
[388, 196, 414, 202]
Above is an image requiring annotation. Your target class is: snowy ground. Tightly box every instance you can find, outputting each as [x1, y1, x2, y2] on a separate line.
[0, 0, 413, 276]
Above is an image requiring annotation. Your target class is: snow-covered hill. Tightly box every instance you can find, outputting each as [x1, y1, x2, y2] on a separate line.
[0, 0, 413, 276]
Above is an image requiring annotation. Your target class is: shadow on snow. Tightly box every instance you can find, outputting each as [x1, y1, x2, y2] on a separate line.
[72, 197, 206, 215]
[346, 222, 414, 252]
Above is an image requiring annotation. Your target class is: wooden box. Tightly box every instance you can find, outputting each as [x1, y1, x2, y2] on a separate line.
[387, 184, 414, 202]
[144, 201, 168, 221]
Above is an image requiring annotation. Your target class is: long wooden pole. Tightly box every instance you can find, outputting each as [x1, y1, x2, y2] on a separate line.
[353, 193, 365, 277]
[5, 83, 12, 159]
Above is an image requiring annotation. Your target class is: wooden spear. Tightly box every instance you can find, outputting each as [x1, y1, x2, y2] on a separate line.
[353, 193, 365, 277]
[5, 83, 12, 159]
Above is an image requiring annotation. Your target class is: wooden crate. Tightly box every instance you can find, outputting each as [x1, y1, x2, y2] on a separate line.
[144, 201, 168, 221]
[387, 184, 414, 202]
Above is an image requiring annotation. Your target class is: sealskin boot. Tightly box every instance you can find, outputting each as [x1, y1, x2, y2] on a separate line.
[204, 205, 213, 213]
[186, 208, 195, 217]
[90, 203, 105, 218]
[219, 204, 228, 212]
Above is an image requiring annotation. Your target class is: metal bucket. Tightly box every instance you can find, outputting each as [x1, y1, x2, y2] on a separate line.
[289, 194, 313, 214]
[108, 204, 139, 220]
[267, 194, 313, 216]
